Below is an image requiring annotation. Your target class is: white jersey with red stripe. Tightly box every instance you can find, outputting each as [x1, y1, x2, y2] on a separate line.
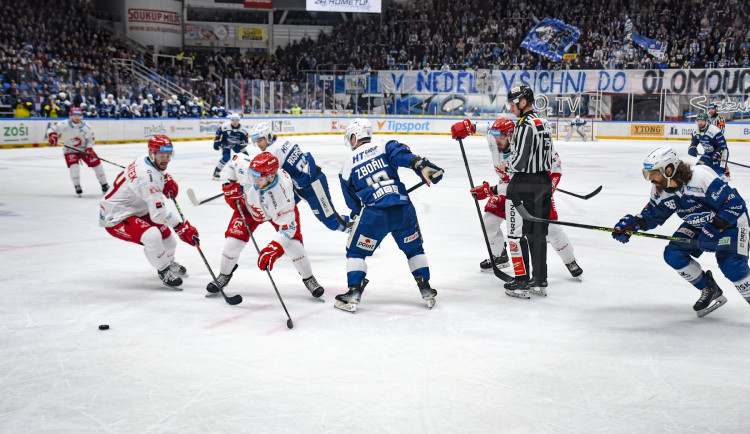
[50, 120, 95, 153]
[99, 154, 179, 228]
[230, 155, 299, 248]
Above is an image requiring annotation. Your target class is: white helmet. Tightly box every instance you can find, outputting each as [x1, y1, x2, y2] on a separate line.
[251, 122, 273, 145]
[146, 93, 153, 99]
[171, 94, 178, 100]
[642, 146, 679, 181]
[193, 97, 199, 103]
[58, 92, 66, 100]
[228, 112, 240, 120]
[344, 118, 373, 149]
[107, 93, 114, 100]
[575, 115, 581, 121]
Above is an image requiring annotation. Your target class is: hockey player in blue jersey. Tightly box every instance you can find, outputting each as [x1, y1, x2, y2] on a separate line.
[211, 104, 227, 118]
[250, 121, 349, 232]
[141, 94, 156, 118]
[98, 94, 117, 118]
[187, 97, 203, 118]
[688, 112, 729, 180]
[334, 118, 444, 312]
[212, 112, 249, 179]
[565, 115, 588, 141]
[612, 146, 750, 317]
[166, 95, 181, 118]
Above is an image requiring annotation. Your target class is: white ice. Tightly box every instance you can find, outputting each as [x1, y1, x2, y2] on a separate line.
[2, 135, 750, 433]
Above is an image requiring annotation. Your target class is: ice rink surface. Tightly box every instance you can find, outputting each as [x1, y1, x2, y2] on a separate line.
[2, 133, 750, 433]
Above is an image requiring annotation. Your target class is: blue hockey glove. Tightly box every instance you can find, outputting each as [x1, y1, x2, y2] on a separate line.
[213, 141, 221, 151]
[698, 223, 722, 252]
[687, 146, 698, 157]
[411, 157, 444, 185]
[612, 214, 639, 244]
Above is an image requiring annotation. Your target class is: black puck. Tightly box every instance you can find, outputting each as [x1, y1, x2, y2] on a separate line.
[99, 324, 109, 330]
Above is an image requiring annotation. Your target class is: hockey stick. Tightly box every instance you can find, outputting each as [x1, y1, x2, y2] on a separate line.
[456, 138, 512, 282]
[171, 198, 243, 305]
[514, 204, 698, 244]
[235, 201, 294, 329]
[63, 144, 125, 168]
[555, 185, 602, 200]
[187, 188, 223, 206]
[728, 160, 750, 169]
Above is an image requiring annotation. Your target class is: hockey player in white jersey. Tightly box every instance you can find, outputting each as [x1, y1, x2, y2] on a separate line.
[212, 112, 249, 180]
[206, 152, 325, 298]
[565, 115, 588, 141]
[48, 106, 109, 195]
[99, 135, 200, 288]
[451, 118, 583, 295]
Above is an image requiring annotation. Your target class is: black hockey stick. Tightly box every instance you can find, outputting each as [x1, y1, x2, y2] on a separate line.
[456, 138, 512, 282]
[555, 185, 602, 200]
[171, 198, 243, 305]
[514, 204, 697, 244]
[186, 188, 223, 206]
[63, 144, 125, 168]
[728, 160, 750, 169]
[235, 201, 294, 329]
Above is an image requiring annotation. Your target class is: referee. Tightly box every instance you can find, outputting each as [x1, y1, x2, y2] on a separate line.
[503, 84, 553, 298]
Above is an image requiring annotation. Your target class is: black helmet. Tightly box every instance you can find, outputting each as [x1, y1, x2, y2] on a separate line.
[507, 84, 534, 105]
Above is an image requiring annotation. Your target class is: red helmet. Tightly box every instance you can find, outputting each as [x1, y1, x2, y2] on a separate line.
[489, 118, 515, 141]
[148, 135, 174, 153]
[70, 107, 83, 116]
[249, 152, 279, 178]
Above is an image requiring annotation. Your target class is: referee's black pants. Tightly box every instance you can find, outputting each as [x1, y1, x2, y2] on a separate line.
[507, 172, 553, 280]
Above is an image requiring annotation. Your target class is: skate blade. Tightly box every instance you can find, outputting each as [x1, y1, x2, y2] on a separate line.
[334, 300, 358, 312]
[505, 289, 530, 299]
[696, 295, 727, 317]
[423, 297, 436, 309]
[480, 262, 510, 272]
[161, 285, 183, 291]
[205, 292, 220, 298]
[528, 287, 547, 297]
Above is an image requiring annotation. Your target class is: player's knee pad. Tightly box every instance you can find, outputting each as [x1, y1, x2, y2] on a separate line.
[717, 253, 750, 282]
[220, 150, 231, 164]
[140, 226, 164, 248]
[663, 244, 693, 270]
[163, 233, 177, 253]
[222, 236, 246, 259]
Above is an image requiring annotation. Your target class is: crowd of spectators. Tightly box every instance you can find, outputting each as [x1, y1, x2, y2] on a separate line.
[2, 0, 750, 118]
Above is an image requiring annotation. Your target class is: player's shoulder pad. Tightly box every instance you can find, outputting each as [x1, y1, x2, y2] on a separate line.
[687, 164, 720, 193]
[705, 124, 722, 137]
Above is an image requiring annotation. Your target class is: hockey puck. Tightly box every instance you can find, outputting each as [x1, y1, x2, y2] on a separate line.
[98, 324, 109, 330]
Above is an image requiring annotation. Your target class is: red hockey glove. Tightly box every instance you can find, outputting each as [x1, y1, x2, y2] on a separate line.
[470, 181, 495, 200]
[223, 182, 245, 211]
[257, 241, 284, 271]
[548, 172, 561, 190]
[451, 119, 476, 140]
[48, 132, 59, 147]
[175, 220, 199, 246]
[163, 173, 179, 199]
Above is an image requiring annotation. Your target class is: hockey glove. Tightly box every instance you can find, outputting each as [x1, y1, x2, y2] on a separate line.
[175, 221, 199, 246]
[258, 241, 284, 271]
[163, 173, 179, 199]
[451, 119, 476, 140]
[470, 181, 495, 201]
[612, 214, 639, 244]
[213, 141, 221, 151]
[698, 223, 722, 252]
[223, 182, 245, 211]
[48, 132, 59, 147]
[410, 157, 444, 185]
[712, 151, 723, 162]
[687, 146, 698, 157]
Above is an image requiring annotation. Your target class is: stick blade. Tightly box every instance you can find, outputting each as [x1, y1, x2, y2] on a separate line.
[226, 294, 243, 305]
[186, 188, 200, 206]
[583, 185, 603, 199]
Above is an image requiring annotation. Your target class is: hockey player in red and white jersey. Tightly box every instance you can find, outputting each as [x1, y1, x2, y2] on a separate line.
[206, 151, 325, 298]
[451, 118, 583, 295]
[99, 135, 200, 288]
[48, 106, 109, 196]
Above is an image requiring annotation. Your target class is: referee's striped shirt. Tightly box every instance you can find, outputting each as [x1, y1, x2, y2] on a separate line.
[507, 111, 553, 173]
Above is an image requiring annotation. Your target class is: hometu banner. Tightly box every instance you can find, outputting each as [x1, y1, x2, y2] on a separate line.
[520, 17, 581, 61]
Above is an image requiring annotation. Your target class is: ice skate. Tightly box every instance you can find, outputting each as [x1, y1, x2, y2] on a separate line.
[693, 270, 727, 317]
[303, 275, 324, 298]
[504, 278, 530, 299]
[158, 265, 183, 289]
[101, 183, 110, 194]
[565, 260, 583, 278]
[74, 185, 83, 196]
[480, 248, 510, 271]
[335, 279, 368, 313]
[206, 264, 238, 295]
[212, 171, 221, 181]
[169, 261, 188, 278]
[415, 275, 437, 309]
[527, 277, 548, 297]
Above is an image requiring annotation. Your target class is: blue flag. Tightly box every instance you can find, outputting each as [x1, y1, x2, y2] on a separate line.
[520, 17, 581, 61]
[630, 32, 667, 59]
